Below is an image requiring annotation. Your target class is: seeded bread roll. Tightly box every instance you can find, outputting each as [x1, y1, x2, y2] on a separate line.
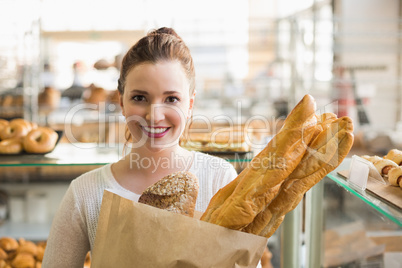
[138, 171, 199, 217]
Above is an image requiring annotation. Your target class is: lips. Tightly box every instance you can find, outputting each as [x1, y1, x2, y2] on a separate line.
[141, 126, 170, 138]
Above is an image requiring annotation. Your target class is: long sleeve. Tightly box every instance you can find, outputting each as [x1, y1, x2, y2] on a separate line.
[191, 152, 238, 212]
[42, 182, 90, 268]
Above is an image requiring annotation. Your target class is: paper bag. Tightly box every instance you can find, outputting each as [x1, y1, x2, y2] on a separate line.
[91, 190, 268, 268]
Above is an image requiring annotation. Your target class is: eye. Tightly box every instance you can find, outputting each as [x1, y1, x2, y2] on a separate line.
[132, 95, 146, 102]
[166, 96, 180, 103]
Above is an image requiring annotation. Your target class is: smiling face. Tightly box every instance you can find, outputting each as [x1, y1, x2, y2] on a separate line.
[120, 61, 194, 152]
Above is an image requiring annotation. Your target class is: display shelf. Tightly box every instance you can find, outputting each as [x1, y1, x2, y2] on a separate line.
[0, 143, 121, 167]
[326, 158, 402, 227]
[0, 143, 253, 167]
[0, 220, 52, 241]
[0, 143, 254, 182]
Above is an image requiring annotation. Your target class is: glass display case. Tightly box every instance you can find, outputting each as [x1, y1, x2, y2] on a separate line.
[321, 158, 402, 268]
[0, 143, 254, 241]
[0, 143, 124, 240]
[1, 148, 401, 267]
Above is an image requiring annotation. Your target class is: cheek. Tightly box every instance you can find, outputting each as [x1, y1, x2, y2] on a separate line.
[122, 104, 148, 127]
[166, 106, 187, 126]
[122, 100, 145, 116]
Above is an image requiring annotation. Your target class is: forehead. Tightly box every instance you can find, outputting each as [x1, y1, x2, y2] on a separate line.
[128, 61, 186, 78]
[125, 61, 189, 91]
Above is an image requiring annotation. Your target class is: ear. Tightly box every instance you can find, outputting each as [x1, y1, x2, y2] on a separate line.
[187, 90, 196, 118]
[119, 91, 125, 116]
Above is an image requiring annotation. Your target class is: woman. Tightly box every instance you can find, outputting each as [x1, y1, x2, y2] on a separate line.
[42, 27, 237, 267]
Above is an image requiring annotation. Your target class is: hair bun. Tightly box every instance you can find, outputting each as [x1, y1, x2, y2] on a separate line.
[148, 27, 182, 40]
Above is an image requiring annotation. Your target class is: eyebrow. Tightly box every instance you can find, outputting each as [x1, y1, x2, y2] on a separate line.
[130, 89, 181, 95]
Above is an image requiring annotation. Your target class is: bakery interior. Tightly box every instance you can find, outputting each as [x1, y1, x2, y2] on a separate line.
[0, 0, 401, 267]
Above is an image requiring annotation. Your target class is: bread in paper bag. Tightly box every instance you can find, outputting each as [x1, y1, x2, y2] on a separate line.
[91, 190, 267, 268]
[138, 171, 199, 217]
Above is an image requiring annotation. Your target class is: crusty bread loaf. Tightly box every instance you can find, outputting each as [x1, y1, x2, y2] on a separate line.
[319, 112, 337, 129]
[138, 171, 199, 217]
[200, 94, 319, 230]
[243, 116, 354, 237]
[200, 95, 354, 239]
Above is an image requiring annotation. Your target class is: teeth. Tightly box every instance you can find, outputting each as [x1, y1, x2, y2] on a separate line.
[143, 126, 168, 134]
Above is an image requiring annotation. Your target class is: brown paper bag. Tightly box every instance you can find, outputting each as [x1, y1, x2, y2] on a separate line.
[91, 190, 268, 268]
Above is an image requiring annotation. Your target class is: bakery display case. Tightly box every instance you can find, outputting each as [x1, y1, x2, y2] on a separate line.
[2, 148, 401, 267]
[0, 143, 122, 241]
[318, 158, 402, 267]
[0, 143, 255, 241]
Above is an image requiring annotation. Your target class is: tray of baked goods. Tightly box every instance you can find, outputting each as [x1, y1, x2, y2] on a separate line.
[180, 126, 253, 153]
[0, 118, 63, 156]
[337, 150, 402, 210]
[0, 237, 91, 268]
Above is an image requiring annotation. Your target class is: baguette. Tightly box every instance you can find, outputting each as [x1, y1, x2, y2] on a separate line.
[243, 116, 354, 237]
[200, 94, 319, 230]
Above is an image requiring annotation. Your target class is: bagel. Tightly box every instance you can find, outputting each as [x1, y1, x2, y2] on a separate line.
[23, 127, 58, 154]
[30, 121, 38, 130]
[0, 138, 23, 154]
[0, 119, 8, 137]
[0, 120, 30, 140]
[10, 118, 33, 132]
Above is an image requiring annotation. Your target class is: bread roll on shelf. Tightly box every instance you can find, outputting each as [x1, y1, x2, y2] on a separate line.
[387, 166, 402, 187]
[361, 155, 382, 164]
[0, 119, 8, 133]
[0, 237, 18, 251]
[38, 87, 61, 113]
[84, 84, 107, 106]
[0, 137, 23, 154]
[0, 236, 71, 268]
[180, 125, 250, 152]
[384, 149, 402, 165]
[0, 118, 59, 154]
[374, 159, 398, 176]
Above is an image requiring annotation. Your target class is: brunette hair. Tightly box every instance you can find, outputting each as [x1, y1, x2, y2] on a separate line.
[118, 27, 195, 95]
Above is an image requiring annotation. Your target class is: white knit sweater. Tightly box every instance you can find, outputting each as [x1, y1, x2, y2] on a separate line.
[42, 151, 238, 268]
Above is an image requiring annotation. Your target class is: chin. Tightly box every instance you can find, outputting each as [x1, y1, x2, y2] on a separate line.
[145, 145, 165, 153]
[146, 139, 180, 153]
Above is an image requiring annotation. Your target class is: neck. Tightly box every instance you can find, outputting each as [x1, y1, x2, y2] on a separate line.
[123, 144, 193, 176]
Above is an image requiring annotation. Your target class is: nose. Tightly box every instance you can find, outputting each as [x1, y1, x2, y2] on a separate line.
[145, 104, 166, 124]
